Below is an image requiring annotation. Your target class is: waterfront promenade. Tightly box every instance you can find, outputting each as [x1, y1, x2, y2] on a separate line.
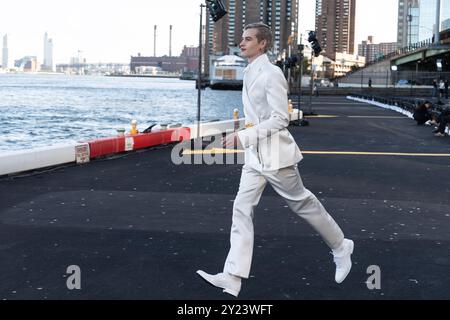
[0, 96, 449, 299]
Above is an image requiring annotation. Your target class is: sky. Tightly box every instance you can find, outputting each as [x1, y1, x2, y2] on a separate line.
[0, 0, 399, 64]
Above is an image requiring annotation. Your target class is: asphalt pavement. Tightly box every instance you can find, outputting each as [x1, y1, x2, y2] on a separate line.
[1, 96, 449, 300]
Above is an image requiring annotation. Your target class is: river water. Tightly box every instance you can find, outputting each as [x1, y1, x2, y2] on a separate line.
[0, 74, 243, 152]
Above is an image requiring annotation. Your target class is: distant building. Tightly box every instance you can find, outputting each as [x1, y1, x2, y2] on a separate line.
[418, 0, 438, 41]
[129, 46, 199, 74]
[397, 0, 420, 48]
[329, 52, 365, 78]
[443, 18, 450, 31]
[310, 54, 334, 79]
[441, 18, 450, 44]
[443, 1, 450, 28]
[42, 32, 54, 71]
[180, 45, 200, 71]
[14, 56, 39, 72]
[315, 0, 356, 60]
[397, 0, 450, 48]
[2, 34, 8, 69]
[358, 36, 397, 63]
[206, 0, 298, 75]
[206, 0, 297, 56]
[441, 27, 450, 44]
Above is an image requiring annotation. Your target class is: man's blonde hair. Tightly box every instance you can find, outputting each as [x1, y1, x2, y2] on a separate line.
[244, 23, 273, 53]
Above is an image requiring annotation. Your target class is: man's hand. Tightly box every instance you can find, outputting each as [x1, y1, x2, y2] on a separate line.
[221, 132, 243, 149]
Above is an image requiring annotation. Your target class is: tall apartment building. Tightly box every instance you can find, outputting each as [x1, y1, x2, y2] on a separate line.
[443, 0, 450, 29]
[358, 36, 397, 63]
[397, 0, 419, 48]
[397, 0, 450, 48]
[315, 0, 356, 60]
[43, 32, 54, 71]
[2, 34, 8, 69]
[205, 0, 298, 73]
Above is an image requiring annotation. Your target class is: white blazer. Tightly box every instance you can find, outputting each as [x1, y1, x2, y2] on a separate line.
[237, 54, 303, 172]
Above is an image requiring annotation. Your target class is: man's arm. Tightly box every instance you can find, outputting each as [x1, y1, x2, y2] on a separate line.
[237, 68, 289, 148]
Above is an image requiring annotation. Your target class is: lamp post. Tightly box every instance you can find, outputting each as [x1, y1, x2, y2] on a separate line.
[306, 30, 321, 115]
[297, 35, 304, 115]
[196, 3, 206, 140]
[196, 0, 227, 139]
[391, 65, 398, 95]
[436, 60, 443, 103]
[435, 0, 441, 44]
[309, 50, 314, 113]
[408, 3, 412, 47]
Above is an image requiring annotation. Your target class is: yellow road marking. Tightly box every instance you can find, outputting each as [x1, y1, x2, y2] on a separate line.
[302, 151, 450, 157]
[305, 115, 339, 118]
[182, 149, 450, 157]
[183, 148, 244, 155]
[304, 115, 408, 119]
[347, 116, 408, 119]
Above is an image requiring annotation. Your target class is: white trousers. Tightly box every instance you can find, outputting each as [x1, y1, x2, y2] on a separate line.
[224, 164, 345, 278]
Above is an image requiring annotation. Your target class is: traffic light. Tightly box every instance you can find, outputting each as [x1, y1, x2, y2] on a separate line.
[289, 56, 298, 68]
[308, 31, 322, 57]
[206, 0, 228, 22]
[283, 56, 299, 69]
[298, 44, 305, 60]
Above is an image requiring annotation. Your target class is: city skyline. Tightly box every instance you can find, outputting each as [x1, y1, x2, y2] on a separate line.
[0, 0, 399, 64]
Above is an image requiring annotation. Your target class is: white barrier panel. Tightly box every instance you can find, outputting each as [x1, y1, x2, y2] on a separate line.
[187, 110, 301, 138]
[289, 109, 302, 121]
[347, 96, 413, 118]
[0, 143, 78, 176]
[187, 119, 245, 138]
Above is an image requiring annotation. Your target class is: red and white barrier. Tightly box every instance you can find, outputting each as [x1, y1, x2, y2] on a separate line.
[0, 143, 78, 176]
[87, 127, 191, 160]
[0, 109, 301, 176]
[0, 128, 191, 176]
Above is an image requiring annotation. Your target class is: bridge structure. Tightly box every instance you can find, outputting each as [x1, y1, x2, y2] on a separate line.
[337, 37, 450, 87]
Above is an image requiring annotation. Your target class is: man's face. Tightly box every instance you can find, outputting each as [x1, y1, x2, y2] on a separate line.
[239, 28, 266, 60]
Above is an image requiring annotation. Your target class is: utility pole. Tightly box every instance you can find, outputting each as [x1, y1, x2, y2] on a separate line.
[197, 0, 227, 139]
[169, 25, 173, 57]
[306, 31, 321, 115]
[408, 3, 412, 47]
[197, 4, 205, 139]
[309, 51, 314, 114]
[154, 25, 157, 57]
[297, 34, 303, 113]
[434, 0, 441, 44]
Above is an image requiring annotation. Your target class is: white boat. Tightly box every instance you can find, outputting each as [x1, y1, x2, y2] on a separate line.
[209, 55, 247, 90]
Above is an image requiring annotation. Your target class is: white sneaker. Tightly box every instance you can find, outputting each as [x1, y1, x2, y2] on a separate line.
[332, 239, 354, 283]
[196, 270, 241, 297]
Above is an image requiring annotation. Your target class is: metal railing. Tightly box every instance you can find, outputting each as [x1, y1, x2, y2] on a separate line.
[349, 94, 448, 116]
[336, 71, 450, 88]
[339, 37, 435, 78]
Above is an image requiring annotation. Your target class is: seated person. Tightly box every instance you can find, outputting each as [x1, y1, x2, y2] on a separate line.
[413, 101, 433, 125]
[434, 104, 450, 137]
